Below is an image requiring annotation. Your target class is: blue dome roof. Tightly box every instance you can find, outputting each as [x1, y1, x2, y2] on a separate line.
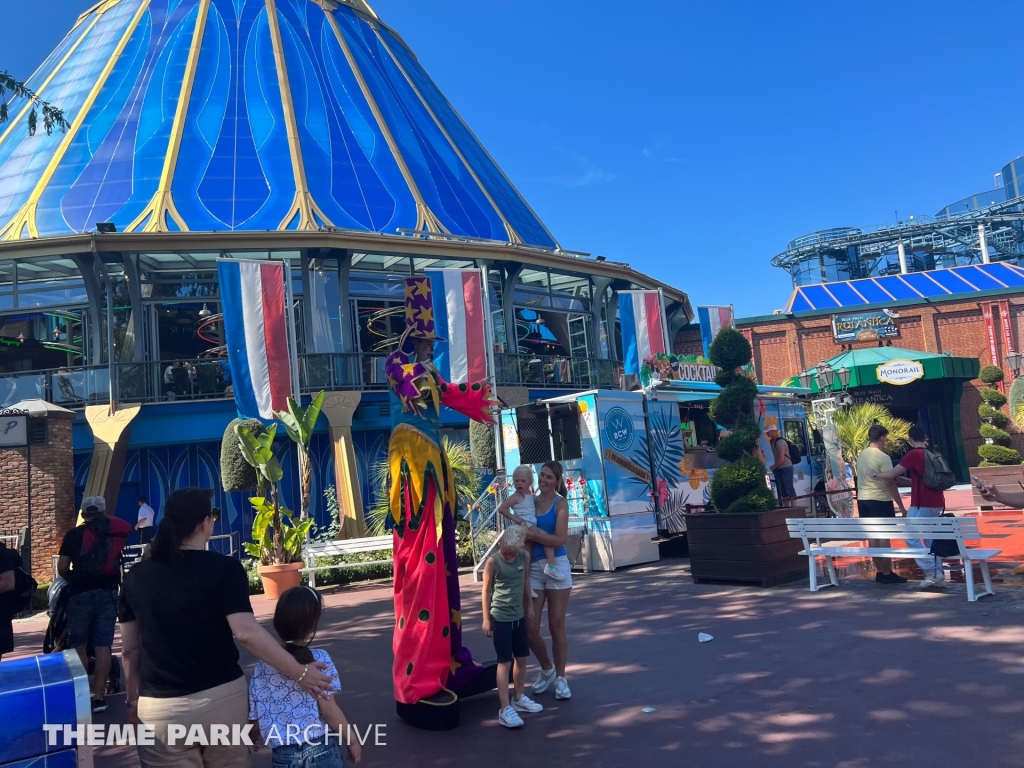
[0, 0, 558, 248]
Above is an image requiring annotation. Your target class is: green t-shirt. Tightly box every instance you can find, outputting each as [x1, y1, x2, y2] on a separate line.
[857, 446, 894, 502]
[489, 550, 527, 622]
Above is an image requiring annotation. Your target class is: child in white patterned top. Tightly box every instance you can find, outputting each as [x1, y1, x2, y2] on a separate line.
[248, 586, 361, 766]
[497, 466, 565, 584]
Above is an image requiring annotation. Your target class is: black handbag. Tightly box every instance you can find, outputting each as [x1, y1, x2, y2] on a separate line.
[929, 512, 959, 558]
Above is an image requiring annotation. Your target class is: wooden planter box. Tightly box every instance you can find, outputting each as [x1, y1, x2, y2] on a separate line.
[683, 508, 805, 587]
[970, 464, 1024, 509]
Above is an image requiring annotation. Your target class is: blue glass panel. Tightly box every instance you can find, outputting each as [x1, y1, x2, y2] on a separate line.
[982, 262, 1024, 287]
[957, 265, 1005, 291]
[872, 276, 919, 300]
[789, 291, 814, 313]
[332, 7, 503, 240]
[0, 0, 142, 233]
[899, 272, 946, 297]
[47, 0, 203, 234]
[851, 279, 893, 304]
[185, 0, 273, 228]
[820, 281, 866, 307]
[926, 269, 978, 295]
[379, 27, 556, 249]
[798, 285, 839, 310]
[275, 2, 407, 232]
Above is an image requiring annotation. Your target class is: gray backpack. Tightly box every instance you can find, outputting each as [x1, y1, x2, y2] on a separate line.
[922, 448, 955, 491]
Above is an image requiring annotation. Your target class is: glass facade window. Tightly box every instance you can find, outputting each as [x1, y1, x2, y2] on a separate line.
[308, 259, 344, 354]
[351, 252, 411, 274]
[0, 309, 87, 374]
[2, 257, 88, 307]
[412, 257, 476, 273]
[487, 269, 507, 354]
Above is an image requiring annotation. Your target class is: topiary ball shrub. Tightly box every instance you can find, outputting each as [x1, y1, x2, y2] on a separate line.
[980, 387, 1007, 409]
[469, 419, 496, 470]
[709, 454, 778, 514]
[978, 404, 1009, 429]
[221, 418, 266, 492]
[706, 328, 777, 512]
[979, 365, 1005, 385]
[979, 423, 1013, 446]
[978, 444, 1022, 466]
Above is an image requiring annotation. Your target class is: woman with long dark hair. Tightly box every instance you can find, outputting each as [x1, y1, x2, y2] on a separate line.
[119, 488, 334, 767]
[249, 587, 361, 766]
[524, 461, 573, 701]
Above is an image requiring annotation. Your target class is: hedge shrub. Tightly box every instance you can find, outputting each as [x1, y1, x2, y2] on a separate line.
[221, 418, 266, 492]
[978, 444, 1022, 466]
[979, 365, 1005, 384]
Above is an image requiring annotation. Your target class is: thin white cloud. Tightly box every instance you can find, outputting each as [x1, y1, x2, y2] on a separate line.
[543, 151, 616, 188]
[642, 147, 686, 163]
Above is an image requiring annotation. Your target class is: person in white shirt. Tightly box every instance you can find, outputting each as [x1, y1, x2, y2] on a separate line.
[136, 496, 155, 545]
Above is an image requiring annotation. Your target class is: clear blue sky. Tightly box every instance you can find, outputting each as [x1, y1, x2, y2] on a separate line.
[6, 0, 1024, 318]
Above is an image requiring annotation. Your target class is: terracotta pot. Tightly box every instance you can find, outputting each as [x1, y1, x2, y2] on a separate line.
[258, 562, 304, 600]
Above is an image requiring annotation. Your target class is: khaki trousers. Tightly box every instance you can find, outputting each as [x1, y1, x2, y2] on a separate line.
[137, 676, 251, 767]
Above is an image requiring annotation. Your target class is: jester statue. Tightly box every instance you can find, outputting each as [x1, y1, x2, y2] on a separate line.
[386, 276, 499, 730]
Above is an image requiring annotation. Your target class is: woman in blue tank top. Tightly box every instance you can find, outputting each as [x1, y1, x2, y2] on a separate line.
[524, 461, 573, 702]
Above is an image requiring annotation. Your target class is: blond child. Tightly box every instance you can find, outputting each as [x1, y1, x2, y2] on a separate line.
[482, 525, 543, 728]
[497, 466, 565, 583]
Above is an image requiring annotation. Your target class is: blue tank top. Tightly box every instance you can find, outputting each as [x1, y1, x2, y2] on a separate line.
[532, 497, 566, 560]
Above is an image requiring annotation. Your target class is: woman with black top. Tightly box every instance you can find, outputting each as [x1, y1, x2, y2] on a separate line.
[119, 488, 334, 767]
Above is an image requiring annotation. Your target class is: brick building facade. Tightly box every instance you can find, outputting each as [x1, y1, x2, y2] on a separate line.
[737, 294, 1023, 467]
[0, 408, 76, 581]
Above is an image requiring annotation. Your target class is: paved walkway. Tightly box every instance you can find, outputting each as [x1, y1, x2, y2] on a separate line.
[11, 560, 1024, 767]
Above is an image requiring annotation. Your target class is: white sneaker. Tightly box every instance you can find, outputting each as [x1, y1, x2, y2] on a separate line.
[920, 574, 946, 588]
[544, 563, 566, 581]
[512, 694, 544, 713]
[531, 667, 556, 694]
[499, 705, 524, 728]
[554, 676, 571, 700]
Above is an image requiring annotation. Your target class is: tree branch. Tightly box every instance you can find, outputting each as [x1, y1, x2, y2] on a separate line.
[0, 71, 69, 136]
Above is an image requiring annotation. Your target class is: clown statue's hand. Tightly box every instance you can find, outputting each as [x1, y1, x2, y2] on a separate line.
[439, 378, 499, 424]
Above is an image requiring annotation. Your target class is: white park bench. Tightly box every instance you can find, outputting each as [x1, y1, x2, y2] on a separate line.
[786, 516, 1001, 602]
[301, 536, 393, 588]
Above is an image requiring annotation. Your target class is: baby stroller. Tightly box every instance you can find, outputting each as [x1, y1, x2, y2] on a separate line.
[44, 577, 121, 694]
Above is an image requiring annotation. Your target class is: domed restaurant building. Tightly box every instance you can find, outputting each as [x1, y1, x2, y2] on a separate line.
[0, 0, 691, 552]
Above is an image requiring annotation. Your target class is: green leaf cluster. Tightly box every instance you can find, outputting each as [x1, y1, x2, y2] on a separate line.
[242, 497, 314, 562]
[980, 388, 1007, 408]
[979, 365, 1005, 384]
[979, 423, 1013, 447]
[977, 444, 1022, 466]
[709, 453, 778, 514]
[221, 418, 265, 492]
[831, 403, 911, 469]
[979, 403, 1009, 428]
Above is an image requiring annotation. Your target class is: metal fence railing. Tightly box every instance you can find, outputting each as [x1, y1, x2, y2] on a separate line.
[494, 354, 621, 390]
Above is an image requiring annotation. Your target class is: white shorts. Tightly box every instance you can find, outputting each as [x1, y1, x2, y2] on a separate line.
[529, 556, 573, 591]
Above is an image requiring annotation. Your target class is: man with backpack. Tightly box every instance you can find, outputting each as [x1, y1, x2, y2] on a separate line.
[871, 425, 954, 588]
[766, 427, 796, 506]
[57, 496, 132, 713]
[0, 541, 23, 660]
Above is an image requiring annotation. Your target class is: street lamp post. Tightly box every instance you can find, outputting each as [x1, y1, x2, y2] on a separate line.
[1005, 350, 1024, 379]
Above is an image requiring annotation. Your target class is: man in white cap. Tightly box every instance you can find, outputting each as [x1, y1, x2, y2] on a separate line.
[57, 496, 132, 713]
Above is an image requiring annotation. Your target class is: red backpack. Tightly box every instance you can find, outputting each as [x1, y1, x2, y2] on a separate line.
[76, 517, 132, 581]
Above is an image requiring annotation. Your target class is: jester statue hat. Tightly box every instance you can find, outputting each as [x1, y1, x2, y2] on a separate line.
[386, 276, 498, 729]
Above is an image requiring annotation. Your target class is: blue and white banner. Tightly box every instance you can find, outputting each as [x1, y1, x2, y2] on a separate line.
[698, 305, 734, 358]
[619, 290, 668, 376]
[217, 259, 292, 420]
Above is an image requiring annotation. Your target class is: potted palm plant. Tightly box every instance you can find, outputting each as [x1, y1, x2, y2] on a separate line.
[683, 328, 804, 587]
[236, 423, 314, 599]
[275, 391, 325, 522]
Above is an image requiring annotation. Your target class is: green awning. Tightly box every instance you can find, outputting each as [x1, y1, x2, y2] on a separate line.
[795, 347, 980, 394]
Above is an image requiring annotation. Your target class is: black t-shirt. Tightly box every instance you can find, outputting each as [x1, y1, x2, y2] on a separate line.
[118, 550, 253, 698]
[0, 544, 19, 617]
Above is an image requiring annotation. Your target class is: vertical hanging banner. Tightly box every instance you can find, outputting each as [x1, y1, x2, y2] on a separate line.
[982, 302, 1002, 391]
[619, 290, 669, 375]
[425, 269, 488, 384]
[999, 299, 1015, 379]
[217, 259, 293, 420]
[698, 305, 735, 358]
